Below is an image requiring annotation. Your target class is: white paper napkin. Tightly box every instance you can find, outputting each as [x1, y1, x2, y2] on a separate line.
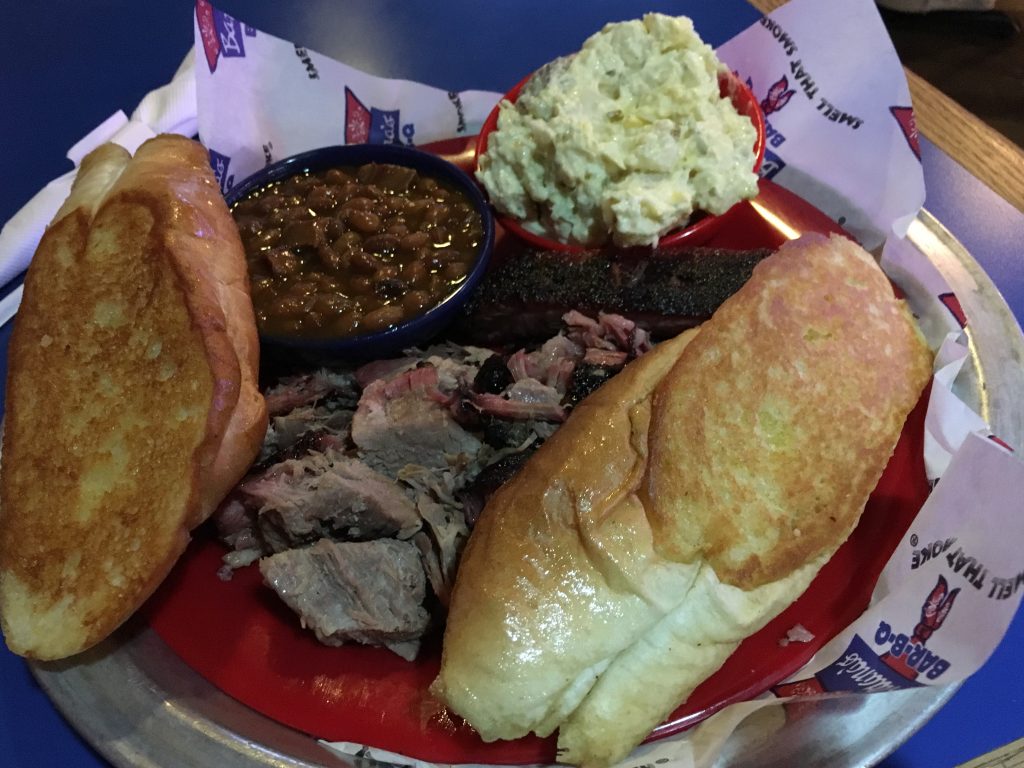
[0, 51, 198, 298]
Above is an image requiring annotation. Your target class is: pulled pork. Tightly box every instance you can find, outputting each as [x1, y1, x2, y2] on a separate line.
[213, 312, 651, 657]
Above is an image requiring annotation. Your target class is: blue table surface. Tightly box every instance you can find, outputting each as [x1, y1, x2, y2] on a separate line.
[1, 2, 1021, 767]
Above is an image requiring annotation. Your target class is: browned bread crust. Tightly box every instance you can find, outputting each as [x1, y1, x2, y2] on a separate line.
[433, 233, 933, 766]
[0, 135, 267, 660]
[644, 233, 935, 588]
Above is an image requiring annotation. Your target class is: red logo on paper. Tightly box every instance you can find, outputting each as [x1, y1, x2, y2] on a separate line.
[761, 75, 796, 116]
[890, 106, 921, 161]
[345, 87, 372, 144]
[196, 0, 221, 73]
[343, 88, 412, 145]
[881, 575, 959, 680]
[938, 291, 967, 328]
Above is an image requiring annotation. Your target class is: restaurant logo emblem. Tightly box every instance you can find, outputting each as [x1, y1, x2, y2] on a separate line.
[743, 73, 790, 166]
[771, 576, 957, 698]
[890, 106, 922, 161]
[208, 148, 234, 195]
[196, 0, 256, 73]
[761, 149, 786, 180]
[344, 87, 415, 146]
[761, 75, 796, 117]
[878, 575, 959, 681]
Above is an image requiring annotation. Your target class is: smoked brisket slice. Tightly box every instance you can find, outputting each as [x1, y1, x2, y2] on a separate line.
[260, 538, 430, 660]
[240, 451, 421, 552]
[456, 246, 772, 344]
[352, 366, 482, 477]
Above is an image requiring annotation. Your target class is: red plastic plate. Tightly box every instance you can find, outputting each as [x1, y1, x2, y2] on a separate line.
[145, 136, 932, 765]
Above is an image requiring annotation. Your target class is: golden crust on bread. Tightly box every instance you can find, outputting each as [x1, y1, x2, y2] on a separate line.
[433, 233, 933, 767]
[434, 330, 700, 742]
[113, 137, 267, 528]
[52, 143, 131, 223]
[0, 135, 267, 660]
[644, 233, 934, 588]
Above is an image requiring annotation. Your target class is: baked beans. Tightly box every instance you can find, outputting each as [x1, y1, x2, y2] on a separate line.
[232, 163, 484, 339]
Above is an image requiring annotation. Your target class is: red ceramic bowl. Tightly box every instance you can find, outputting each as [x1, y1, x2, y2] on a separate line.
[475, 69, 766, 253]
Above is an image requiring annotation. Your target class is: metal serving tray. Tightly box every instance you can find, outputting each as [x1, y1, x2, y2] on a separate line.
[30, 209, 1024, 768]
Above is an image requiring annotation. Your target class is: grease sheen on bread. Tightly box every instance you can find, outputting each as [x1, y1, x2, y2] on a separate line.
[432, 233, 933, 767]
[0, 135, 267, 660]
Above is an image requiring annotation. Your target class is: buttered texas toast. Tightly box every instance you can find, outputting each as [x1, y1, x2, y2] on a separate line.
[432, 233, 933, 767]
[0, 135, 267, 660]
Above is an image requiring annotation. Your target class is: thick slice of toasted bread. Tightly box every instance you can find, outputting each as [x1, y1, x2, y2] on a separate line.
[0, 135, 267, 660]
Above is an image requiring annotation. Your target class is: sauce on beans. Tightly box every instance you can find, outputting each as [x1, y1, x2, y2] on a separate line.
[232, 163, 484, 339]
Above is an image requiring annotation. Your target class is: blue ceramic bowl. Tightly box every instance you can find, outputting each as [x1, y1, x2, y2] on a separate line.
[226, 143, 495, 359]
